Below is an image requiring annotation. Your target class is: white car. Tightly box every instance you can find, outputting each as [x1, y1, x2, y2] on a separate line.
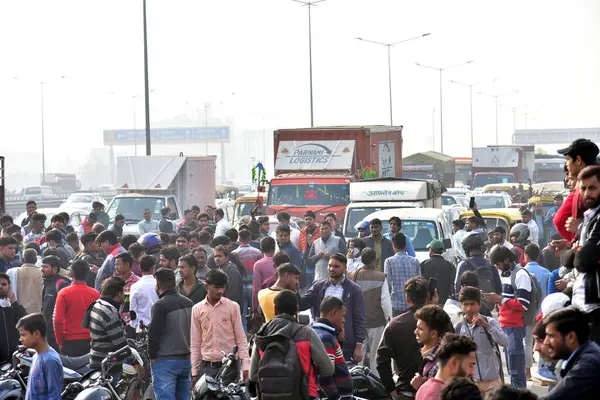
[16, 208, 89, 231]
[362, 208, 455, 264]
[473, 193, 512, 210]
[60, 192, 106, 212]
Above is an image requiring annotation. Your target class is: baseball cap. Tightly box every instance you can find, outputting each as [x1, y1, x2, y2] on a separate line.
[557, 139, 599, 159]
[427, 239, 444, 250]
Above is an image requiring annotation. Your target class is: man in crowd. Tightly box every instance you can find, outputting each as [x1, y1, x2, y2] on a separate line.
[214, 208, 231, 236]
[44, 228, 71, 269]
[325, 213, 346, 242]
[544, 195, 563, 240]
[308, 221, 347, 282]
[452, 219, 467, 260]
[0, 237, 17, 273]
[191, 269, 249, 386]
[110, 214, 126, 239]
[175, 231, 191, 256]
[21, 200, 37, 232]
[485, 246, 532, 388]
[385, 233, 421, 316]
[214, 245, 243, 311]
[178, 209, 195, 230]
[533, 202, 546, 248]
[114, 253, 140, 324]
[384, 217, 416, 257]
[377, 276, 429, 399]
[455, 286, 508, 394]
[17, 313, 64, 400]
[252, 237, 276, 312]
[206, 235, 245, 276]
[23, 212, 46, 244]
[491, 226, 513, 250]
[92, 201, 110, 227]
[415, 334, 477, 400]
[78, 212, 98, 238]
[364, 218, 395, 272]
[160, 246, 181, 275]
[257, 216, 270, 239]
[54, 259, 100, 356]
[573, 165, 600, 343]
[521, 210, 539, 246]
[301, 253, 366, 363]
[270, 212, 300, 248]
[421, 239, 456, 306]
[177, 253, 206, 304]
[258, 262, 301, 322]
[411, 305, 453, 392]
[41, 255, 70, 351]
[275, 225, 303, 273]
[129, 255, 158, 330]
[138, 208, 159, 235]
[198, 231, 214, 258]
[348, 248, 392, 374]
[0, 272, 27, 363]
[542, 307, 600, 399]
[232, 229, 263, 317]
[149, 268, 194, 400]
[95, 230, 126, 291]
[312, 296, 353, 400]
[75, 232, 102, 287]
[191, 247, 210, 281]
[13, 248, 42, 314]
[299, 210, 320, 254]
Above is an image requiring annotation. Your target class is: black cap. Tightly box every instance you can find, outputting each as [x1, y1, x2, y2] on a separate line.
[557, 139, 599, 158]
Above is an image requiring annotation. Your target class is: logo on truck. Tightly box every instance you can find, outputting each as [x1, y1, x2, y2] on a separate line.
[282, 143, 337, 165]
[276, 140, 355, 171]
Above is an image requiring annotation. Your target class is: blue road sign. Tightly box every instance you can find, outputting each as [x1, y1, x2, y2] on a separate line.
[103, 126, 230, 146]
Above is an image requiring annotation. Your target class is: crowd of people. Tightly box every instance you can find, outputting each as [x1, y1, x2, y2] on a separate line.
[0, 138, 600, 399]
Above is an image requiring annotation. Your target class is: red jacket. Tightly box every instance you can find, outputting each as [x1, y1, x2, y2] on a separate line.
[299, 226, 321, 253]
[553, 189, 584, 242]
[53, 281, 100, 345]
[80, 220, 93, 235]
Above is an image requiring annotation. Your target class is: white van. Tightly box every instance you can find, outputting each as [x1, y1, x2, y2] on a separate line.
[361, 208, 455, 264]
[343, 178, 444, 239]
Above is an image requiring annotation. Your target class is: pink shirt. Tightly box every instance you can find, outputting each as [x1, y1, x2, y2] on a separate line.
[252, 255, 276, 311]
[416, 378, 444, 400]
[190, 296, 250, 376]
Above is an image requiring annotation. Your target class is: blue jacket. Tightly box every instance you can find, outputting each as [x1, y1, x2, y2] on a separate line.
[547, 269, 562, 295]
[278, 242, 304, 272]
[300, 278, 366, 361]
[543, 341, 600, 399]
[384, 232, 415, 257]
[363, 236, 395, 265]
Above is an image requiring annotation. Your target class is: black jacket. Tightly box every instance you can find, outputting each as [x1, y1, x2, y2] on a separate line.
[421, 255, 456, 306]
[543, 340, 600, 399]
[574, 207, 600, 306]
[0, 301, 27, 363]
[148, 289, 193, 360]
[42, 275, 71, 350]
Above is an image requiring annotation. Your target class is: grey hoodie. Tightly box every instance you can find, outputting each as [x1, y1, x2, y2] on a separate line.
[454, 315, 508, 382]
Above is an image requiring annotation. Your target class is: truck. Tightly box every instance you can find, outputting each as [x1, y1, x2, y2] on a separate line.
[534, 157, 565, 183]
[455, 157, 472, 187]
[402, 151, 456, 188]
[342, 178, 444, 238]
[41, 173, 81, 194]
[267, 126, 403, 222]
[105, 155, 216, 236]
[471, 145, 535, 191]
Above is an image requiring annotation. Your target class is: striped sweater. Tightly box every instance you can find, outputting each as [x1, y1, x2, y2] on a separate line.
[88, 298, 131, 369]
[312, 318, 353, 400]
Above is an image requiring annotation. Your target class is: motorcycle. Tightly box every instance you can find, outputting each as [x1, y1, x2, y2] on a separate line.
[193, 345, 249, 400]
[317, 364, 390, 400]
[120, 318, 154, 400]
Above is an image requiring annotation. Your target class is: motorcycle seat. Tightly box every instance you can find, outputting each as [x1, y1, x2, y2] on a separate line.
[60, 354, 90, 371]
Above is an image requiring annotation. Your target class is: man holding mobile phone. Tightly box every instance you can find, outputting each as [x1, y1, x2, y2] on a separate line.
[421, 240, 455, 307]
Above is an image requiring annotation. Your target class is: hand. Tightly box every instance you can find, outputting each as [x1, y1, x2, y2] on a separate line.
[566, 217, 581, 234]
[337, 324, 345, 342]
[7, 290, 15, 304]
[472, 314, 489, 328]
[555, 279, 568, 291]
[551, 239, 569, 251]
[353, 344, 363, 364]
[430, 288, 439, 305]
[410, 374, 427, 390]
[192, 376, 198, 388]
[317, 251, 326, 259]
[242, 369, 249, 381]
[390, 389, 398, 399]
[484, 292, 503, 304]
[90, 265, 99, 273]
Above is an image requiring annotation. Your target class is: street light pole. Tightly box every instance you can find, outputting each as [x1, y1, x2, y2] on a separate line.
[415, 60, 474, 154]
[293, 0, 325, 128]
[132, 96, 138, 156]
[40, 82, 46, 183]
[478, 89, 519, 145]
[143, 0, 152, 155]
[356, 33, 430, 126]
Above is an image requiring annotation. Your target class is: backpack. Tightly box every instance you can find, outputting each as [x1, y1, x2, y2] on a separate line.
[464, 258, 496, 316]
[258, 325, 309, 400]
[511, 266, 542, 326]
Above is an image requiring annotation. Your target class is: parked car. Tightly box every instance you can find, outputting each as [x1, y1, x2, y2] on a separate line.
[473, 193, 512, 210]
[21, 186, 59, 201]
[16, 208, 89, 231]
[59, 192, 106, 212]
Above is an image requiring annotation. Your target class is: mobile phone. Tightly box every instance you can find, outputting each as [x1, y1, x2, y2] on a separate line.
[469, 196, 475, 209]
[428, 278, 438, 298]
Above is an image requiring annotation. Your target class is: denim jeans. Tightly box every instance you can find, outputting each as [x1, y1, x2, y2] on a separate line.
[502, 326, 527, 388]
[151, 359, 192, 400]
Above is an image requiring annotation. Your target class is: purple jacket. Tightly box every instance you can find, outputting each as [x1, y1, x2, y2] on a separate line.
[300, 278, 366, 361]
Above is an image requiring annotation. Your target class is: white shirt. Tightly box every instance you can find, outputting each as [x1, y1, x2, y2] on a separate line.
[129, 274, 158, 329]
[381, 278, 393, 321]
[270, 226, 301, 249]
[526, 220, 539, 245]
[138, 219, 160, 235]
[215, 219, 232, 236]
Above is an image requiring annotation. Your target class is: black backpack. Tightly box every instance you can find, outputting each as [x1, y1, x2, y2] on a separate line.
[464, 258, 496, 316]
[258, 325, 308, 400]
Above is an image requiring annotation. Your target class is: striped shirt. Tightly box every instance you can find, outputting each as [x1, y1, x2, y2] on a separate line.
[384, 251, 421, 311]
[89, 298, 132, 369]
[231, 244, 263, 283]
[499, 268, 532, 328]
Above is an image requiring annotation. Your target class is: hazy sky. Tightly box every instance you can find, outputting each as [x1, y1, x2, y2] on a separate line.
[1, 0, 598, 178]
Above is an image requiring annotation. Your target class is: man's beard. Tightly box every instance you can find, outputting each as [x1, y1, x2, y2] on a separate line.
[584, 196, 600, 210]
[455, 365, 472, 379]
[550, 342, 571, 361]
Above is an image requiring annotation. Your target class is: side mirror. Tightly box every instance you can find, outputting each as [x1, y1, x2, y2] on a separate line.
[443, 238, 452, 250]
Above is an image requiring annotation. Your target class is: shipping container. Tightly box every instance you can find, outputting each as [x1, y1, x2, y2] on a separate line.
[402, 151, 456, 188]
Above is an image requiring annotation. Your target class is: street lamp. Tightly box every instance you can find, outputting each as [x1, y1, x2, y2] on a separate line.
[449, 78, 497, 151]
[108, 90, 154, 156]
[414, 60, 474, 153]
[142, 0, 152, 155]
[478, 89, 519, 145]
[356, 33, 431, 126]
[292, 0, 326, 128]
[13, 76, 66, 184]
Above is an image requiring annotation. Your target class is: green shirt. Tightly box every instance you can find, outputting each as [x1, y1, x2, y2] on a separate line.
[177, 279, 207, 305]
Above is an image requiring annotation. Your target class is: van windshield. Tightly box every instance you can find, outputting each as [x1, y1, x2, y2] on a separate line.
[269, 183, 349, 207]
[345, 206, 404, 238]
[473, 174, 514, 188]
[235, 202, 266, 220]
[106, 197, 165, 223]
[380, 220, 440, 250]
